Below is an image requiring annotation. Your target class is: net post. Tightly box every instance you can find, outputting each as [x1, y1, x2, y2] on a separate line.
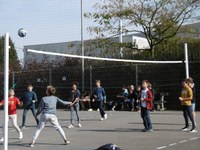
[4, 33, 9, 150]
[135, 64, 138, 87]
[89, 65, 93, 96]
[80, 0, 85, 92]
[184, 43, 189, 78]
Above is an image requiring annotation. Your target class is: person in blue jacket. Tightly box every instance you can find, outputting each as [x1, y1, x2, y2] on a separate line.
[21, 84, 39, 128]
[92, 80, 107, 121]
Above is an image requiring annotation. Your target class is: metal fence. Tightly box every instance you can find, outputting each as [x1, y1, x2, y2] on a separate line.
[0, 62, 199, 110]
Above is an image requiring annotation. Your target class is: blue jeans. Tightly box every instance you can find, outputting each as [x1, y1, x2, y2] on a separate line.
[70, 103, 80, 125]
[182, 105, 195, 129]
[22, 105, 39, 126]
[97, 100, 105, 117]
[141, 107, 152, 130]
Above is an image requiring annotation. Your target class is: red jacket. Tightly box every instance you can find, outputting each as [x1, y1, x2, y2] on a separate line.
[144, 90, 153, 110]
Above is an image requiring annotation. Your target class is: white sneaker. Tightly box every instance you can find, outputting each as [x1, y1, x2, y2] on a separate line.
[88, 108, 93, 112]
[28, 143, 34, 148]
[112, 108, 115, 111]
[104, 114, 108, 120]
[68, 124, 74, 129]
[189, 129, 198, 133]
[64, 140, 70, 145]
[182, 127, 190, 131]
[78, 123, 82, 128]
[97, 109, 99, 111]
[100, 118, 104, 121]
[19, 131, 23, 139]
[0, 138, 4, 142]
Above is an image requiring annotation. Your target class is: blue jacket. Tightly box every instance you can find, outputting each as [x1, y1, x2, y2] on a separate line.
[92, 87, 106, 101]
[21, 91, 37, 108]
[36, 96, 71, 115]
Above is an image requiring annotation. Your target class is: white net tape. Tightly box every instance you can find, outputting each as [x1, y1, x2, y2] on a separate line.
[27, 49, 184, 64]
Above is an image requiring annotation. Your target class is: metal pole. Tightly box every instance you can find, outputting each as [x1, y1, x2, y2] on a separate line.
[49, 69, 52, 85]
[119, 19, 123, 58]
[89, 65, 92, 96]
[81, 0, 85, 92]
[12, 72, 15, 89]
[184, 43, 189, 78]
[135, 64, 138, 87]
[4, 33, 9, 150]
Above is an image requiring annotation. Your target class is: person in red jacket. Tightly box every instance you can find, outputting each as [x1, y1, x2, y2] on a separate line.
[0, 89, 23, 142]
[140, 80, 153, 132]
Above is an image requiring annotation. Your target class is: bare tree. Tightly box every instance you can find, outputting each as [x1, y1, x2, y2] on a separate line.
[85, 0, 200, 57]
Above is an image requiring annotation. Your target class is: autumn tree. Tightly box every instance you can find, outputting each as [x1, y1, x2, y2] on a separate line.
[85, 0, 200, 57]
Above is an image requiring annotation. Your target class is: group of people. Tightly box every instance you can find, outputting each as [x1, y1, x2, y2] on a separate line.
[0, 77, 197, 148]
[0, 80, 108, 147]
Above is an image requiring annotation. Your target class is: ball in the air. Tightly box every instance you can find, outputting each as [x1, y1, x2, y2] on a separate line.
[18, 28, 27, 37]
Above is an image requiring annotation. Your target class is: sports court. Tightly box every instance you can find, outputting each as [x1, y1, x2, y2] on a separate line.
[0, 110, 199, 150]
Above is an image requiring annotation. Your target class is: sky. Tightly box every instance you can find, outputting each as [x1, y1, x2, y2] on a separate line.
[0, 0, 98, 61]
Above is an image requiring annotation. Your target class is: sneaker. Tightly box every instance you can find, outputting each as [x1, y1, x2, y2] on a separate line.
[147, 129, 154, 132]
[21, 126, 26, 129]
[104, 114, 108, 120]
[67, 124, 74, 129]
[28, 143, 34, 148]
[100, 118, 104, 121]
[112, 107, 115, 111]
[0, 138, 4, 142]
[64, 140, 70, 145]
[19, 131, 23, 139]
[182, 127, 190, 131]
[189, 129, 197, 133]
[88, 108, 93, 112]
[142, 128, 147, 132]
[78, 123, 82, 128]
[97, 109, 99, 111]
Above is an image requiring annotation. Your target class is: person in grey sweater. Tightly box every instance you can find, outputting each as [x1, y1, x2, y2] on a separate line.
[29, 86, 71, 147]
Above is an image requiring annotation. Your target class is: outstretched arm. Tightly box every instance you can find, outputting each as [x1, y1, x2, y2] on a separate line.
[57, 98, 72, 105]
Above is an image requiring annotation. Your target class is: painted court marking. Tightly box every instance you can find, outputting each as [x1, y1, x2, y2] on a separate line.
[156, 137, 199, 150]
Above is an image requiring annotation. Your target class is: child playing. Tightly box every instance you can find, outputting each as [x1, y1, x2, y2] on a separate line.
[68, 82, 82, 128]
[0, 89, 23, 141]
[92, 80, 107, 121]
[140, 80, 153, 132]
[179, 79, 197, 133]
[29, 86, 72, 147]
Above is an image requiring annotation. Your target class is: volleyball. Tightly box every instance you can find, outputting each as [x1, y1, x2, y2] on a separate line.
[18, 28, 27, 37]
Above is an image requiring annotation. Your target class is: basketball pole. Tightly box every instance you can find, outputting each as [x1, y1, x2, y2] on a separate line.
[4, 33, 9, 150]
[184, 43, 189, 78]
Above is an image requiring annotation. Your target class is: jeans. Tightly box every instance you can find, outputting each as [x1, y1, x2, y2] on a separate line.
[182, 105, 195, 129]
[70, 103, 80, 125]
[32, 113, 67, 143]
[141, 107, 152, 130]
[97, 100, 105, 117]
[22, 105, 39, 126]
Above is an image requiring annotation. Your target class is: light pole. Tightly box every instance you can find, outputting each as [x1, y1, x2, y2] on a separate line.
[81, 0, 85, 92]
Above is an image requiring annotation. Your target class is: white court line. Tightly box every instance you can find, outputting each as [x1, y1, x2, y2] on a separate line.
[156, 146, 167, 150]
[169, 143, 177, 146]
[190, 137, 198, 141]
[179, 140, 188, 143]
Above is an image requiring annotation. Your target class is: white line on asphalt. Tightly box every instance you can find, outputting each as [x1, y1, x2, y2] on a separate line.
[156, 146, 167, 149]
[169, 143, 177, 146]
[179, 140, 188, 143]
[190, 137, 198, 141]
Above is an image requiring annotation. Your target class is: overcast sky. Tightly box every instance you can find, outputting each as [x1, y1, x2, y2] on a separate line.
[0, 0, 98, 60]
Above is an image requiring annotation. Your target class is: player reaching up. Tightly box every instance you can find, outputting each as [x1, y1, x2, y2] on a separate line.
[0, 89, 23, 142]
[29, 86, 71, 147]
[92, 80, 107, 121]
